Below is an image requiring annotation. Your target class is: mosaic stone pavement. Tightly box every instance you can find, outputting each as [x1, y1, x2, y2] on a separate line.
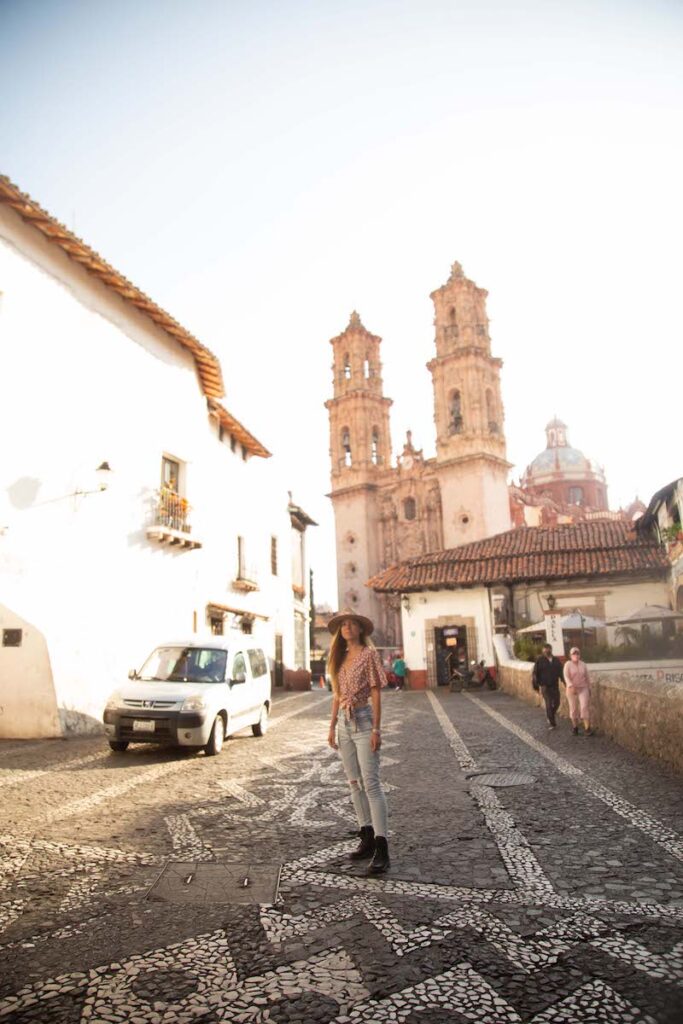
[0, 686, 681, 1023]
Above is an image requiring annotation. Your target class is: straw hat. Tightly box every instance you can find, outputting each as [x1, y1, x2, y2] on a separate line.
[327, 609, 374, 636]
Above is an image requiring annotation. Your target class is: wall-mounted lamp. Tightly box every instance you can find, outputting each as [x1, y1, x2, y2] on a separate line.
[546, 594, 557, 610]
[401, 594, 411, 613]
[94, 462, 113, 492]
[36, 462, 113, 505]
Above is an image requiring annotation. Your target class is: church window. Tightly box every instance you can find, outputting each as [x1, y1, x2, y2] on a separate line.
[343, 354, 351, 380]
[449, 306, 457, 324]
[404, 497, 416, 520]
[448, 390, 463, 434]
[569, 486, 584, 505]
[364, 355, 370, 379]
[342, 428, 352, 467]
[371, 428, 380, 465]
[486, 389, 498, 433]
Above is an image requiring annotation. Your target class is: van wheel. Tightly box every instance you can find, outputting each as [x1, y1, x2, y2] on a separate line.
[252, 704, 269, 737]
[205, 715, 225, 756]
[108, 740, 129, 752]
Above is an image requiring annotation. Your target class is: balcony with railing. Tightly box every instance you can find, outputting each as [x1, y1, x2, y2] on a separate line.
[146, 488, 202, 550]
[232, 564, 260, 592]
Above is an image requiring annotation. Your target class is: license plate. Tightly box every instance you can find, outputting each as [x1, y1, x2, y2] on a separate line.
[133, 719, 155, 732]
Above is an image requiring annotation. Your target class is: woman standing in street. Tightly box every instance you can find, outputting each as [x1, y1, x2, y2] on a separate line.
[327, 610, 390, 873]
[563, 646, 593, 736]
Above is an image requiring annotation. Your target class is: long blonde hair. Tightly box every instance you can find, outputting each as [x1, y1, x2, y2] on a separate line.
[328, 624, 374, 694]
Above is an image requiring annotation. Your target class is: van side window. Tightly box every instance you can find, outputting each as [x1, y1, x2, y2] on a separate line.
[248, 649, 267, 678]
[232, 652, 247, 679]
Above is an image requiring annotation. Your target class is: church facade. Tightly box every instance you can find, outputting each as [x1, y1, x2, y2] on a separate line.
[325, 262, 511, 646]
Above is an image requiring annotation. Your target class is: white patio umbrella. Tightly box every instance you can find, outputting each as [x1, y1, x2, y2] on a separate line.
[606, 604, 683, 625]
[518, 612, 606, 634]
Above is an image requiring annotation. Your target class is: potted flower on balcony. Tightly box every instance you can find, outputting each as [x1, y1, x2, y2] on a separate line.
[157, 487, 192, 533]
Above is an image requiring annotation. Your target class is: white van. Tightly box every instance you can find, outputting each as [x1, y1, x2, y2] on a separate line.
[103, 636, 271, 755]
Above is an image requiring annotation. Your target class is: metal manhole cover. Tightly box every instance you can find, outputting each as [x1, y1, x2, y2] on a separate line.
[470, 772, 536, 788]
[147, 861, 282, 906]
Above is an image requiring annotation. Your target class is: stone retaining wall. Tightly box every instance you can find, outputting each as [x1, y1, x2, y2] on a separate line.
[497, 658, 683, 773]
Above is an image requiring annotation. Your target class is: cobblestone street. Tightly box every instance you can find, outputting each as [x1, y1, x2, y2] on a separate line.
[0, 688, 681, 1023]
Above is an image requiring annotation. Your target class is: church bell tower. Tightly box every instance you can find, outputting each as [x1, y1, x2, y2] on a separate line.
[428, 263, 511, 546]
[325, 312, 392, 634]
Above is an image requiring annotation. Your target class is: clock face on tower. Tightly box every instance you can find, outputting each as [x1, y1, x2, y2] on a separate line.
[402, 455, 413, 470]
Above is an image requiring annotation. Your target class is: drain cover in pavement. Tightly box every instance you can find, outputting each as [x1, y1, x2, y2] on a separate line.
[470, 772, 536, 787]
[147, 862, 282, 906]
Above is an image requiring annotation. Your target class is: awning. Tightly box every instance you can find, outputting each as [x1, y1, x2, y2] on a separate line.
[606, 604, 683, 625]
[518, 612, 606, 634]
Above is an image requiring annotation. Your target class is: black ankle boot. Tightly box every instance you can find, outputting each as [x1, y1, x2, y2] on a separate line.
[350, 825, 375, 860]
[368, 836, 390, 874]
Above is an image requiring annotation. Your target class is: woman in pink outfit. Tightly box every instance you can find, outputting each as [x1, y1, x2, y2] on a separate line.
[563, 646, 593, 736]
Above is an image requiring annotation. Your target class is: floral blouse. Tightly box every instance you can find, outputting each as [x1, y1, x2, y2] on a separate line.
[338, 646, 387, 712]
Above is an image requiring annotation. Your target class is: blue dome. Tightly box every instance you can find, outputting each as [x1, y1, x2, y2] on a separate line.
[529, 446, 588, 474]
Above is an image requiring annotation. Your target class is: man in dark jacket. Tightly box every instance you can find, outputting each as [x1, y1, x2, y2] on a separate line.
[532, 644, 563, 729]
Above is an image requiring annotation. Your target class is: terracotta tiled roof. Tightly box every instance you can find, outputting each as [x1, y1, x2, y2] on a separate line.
[0, 176, 224, 399]
[207, 400, 270, 459]
[367, 520, 668, 593]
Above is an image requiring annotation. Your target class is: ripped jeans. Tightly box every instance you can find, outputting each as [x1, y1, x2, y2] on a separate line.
[338, 705, 388, 838]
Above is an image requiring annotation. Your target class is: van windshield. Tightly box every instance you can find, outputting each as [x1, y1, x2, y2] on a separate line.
[138, 646, 228, 684]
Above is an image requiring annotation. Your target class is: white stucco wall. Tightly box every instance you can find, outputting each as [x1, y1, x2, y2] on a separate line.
[400, 587, 494, 679]
[0, 207, 308, 737]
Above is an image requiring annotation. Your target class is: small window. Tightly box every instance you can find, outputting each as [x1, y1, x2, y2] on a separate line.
[486, 389, 498, 433]
[2, 629, 22, 647]
[161, 456, 180, 492]
[248, 649, 267, 678]
[449, 306, 457, 324]
[232, 652, 248, 679]
[271, 536, 278, 575]
[371, 428, 379, 465]
[448, 391, 463, 435]
[343, 353, 351, 380]
[342, 428, 352, 467]
[404, 497, 416, 520]
[569, 486, 584, 506]
[210, 615, 224, 636]
[364, 355, 370, 379]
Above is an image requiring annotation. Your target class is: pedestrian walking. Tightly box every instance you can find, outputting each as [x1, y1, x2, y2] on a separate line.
[531, 643, 563, 729]
[392, 651, 408, 690]
[327, 609, 390, 873]
[563, 646, 593, 736]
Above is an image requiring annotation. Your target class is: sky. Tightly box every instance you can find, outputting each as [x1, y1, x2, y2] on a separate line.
[1, 0, 681, 606]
